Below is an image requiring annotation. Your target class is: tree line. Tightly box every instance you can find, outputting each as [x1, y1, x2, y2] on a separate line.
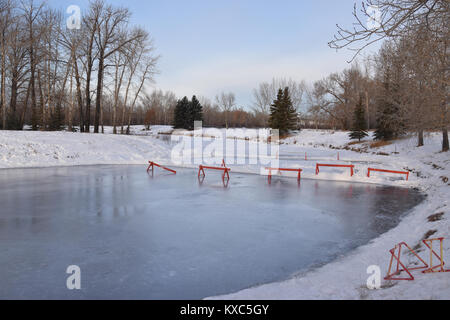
[326, 0, 448, 151]
[0, 0, 447, 152]
[0, 0, 158, 134]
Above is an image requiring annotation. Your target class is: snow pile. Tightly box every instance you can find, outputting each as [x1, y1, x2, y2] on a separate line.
[0, 131, 171, 169]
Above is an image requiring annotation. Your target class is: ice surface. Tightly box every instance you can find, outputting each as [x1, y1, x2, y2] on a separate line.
[0, 165, 424, 300]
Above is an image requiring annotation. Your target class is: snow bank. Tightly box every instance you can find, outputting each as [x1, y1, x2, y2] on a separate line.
[0, 131, 171, 169]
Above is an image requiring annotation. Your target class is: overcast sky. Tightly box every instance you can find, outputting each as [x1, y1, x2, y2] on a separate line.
[48, 0, 376, 108]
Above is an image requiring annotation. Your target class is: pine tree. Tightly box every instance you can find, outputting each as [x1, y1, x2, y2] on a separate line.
[269, 89, 283, 131]
[269, 87, 297, 135]
[282, 87, 298, 134]
[374, 96, 405, 141]
[190, 95, 203, 129]
[349, 96, 368, 141]
[374, 72, 405, 141]
[184, 98, 193, 130]
[173, 97, 189, 129]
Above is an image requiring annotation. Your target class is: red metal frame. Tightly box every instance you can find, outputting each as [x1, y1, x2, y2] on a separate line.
[368, 168, 409, 181]
[198, 165, 231, 181]
[422, 238, 450, 274]
[385, 242, 429, 281]
[147, 161, 177, 174]
[266, 168, 303, 183]
[316, 164, 355, 177]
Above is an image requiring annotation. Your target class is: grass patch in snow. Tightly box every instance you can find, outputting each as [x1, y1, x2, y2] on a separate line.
[428, 212, 445, 222]
[370, 140, 392, 149]
[422, 230, 438, 240]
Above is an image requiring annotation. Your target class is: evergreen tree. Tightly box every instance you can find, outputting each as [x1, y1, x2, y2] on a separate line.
[269, 89, 283, 131]
[184, 98, 193, 130]
[173, 96, 203, 130]
[190, 95, 203, 129]
[282, 87, 298, 134]
[349, 96, 368, 141]
[173, 97, 189, 129]
[374, 81, 405, 141]
[269, 87, 298, 135]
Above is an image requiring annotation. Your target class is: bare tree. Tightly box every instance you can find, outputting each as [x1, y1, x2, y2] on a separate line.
[141, 90, 177, 125]
[81, 0, 103, 132]
[6, 5, 28, 129]
[307, 65, 370, 130]
[215, 92, 235, 129]
[119, 29, 151, 134]
[126, 44, 158, 134]
[0, 0, 160, 132]
[58, 19, 85, 132]
[93, 3, 149, 134]
[329, 0, 448, 61]
[252, 82, 272, 126]
[111, 50, 126, 134]
[329, 0, 449, 151]
[0, 0, 11, 129]
[20, 0, 46, 130]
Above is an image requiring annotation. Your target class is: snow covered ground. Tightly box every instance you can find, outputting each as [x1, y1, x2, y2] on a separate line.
[213, 131, 450, 300]
[0, 130, 171, 169]
[0, 127, 449, 300]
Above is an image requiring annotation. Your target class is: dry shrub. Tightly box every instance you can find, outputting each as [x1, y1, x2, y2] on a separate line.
[370, 140, 392, 149]
[347, 141, 365, 146]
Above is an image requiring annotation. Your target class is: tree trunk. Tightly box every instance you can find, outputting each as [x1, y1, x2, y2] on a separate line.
[73, 58, 84, 133]
[9, 75, 18, 128]
[443, 128, 449, 152]
[1, 36, 6, 130]
[365, 91, 370, 130]
[68, 64, 73, 132]
[29, 32, 38, 131]
[94, 56, 104, 134]
[84, 34, 96, 133]
[20, 80, 31, 129]
[84, 71, 91, 132]
[37, 69, 45, 130]
[418, 130, 424, 147]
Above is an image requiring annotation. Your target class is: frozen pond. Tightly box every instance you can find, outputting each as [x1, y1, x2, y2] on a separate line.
[0, 165, 424, 300]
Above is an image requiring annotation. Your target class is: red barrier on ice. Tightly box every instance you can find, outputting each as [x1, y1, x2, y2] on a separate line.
[266, 168, 303, 184]
[316, 164, 355, 177]
[147, 161, 177, 174]
[368, 168, 410, 181]
[198, 162, 231, 181]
